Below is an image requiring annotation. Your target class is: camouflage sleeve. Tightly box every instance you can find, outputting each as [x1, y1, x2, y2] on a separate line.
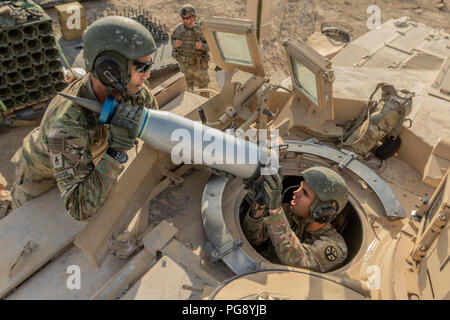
[171, 25, 181, 55]
[171, 24, 182, 40]
[263, 210, 346, 272]
[46, 103, 124, 220]
[242, 205, 269, 246]
[263, 209, 322, 271]
[0, 190, 12, 219]
[302, 238, 347, 272]
[200, 31, 208, 52]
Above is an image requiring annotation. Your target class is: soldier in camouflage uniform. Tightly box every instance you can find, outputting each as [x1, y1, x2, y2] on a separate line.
[243, 167, 349, 272]
[171, 4, 210, 97]
[10, 16, 158, 220]
[0, 174, 12, 219]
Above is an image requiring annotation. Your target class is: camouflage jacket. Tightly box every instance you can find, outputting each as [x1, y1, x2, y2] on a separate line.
[171, 22, 209, 65]
[242, 204, 348, 272]
[12, 75, 158, 220]
[0, 190, 12, 219]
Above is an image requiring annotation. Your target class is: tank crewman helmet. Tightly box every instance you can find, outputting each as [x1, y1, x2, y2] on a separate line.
[180, 4, 196, 17]
[301, 166, 349, 223]
[83, 16, 156, 93]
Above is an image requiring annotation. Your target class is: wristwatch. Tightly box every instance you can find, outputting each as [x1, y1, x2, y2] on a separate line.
[256, 204, 266, 211]
[250, 203, 268, 219]
[106, 148, 129, 164]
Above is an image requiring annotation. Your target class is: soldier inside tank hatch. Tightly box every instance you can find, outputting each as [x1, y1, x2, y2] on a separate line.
[243, 167, 349, 273]
[8, 16, 158, 221]
[171, 4, 211, 98]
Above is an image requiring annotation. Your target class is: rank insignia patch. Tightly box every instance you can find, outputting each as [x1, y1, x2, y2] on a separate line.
[52, 153, 63, 169]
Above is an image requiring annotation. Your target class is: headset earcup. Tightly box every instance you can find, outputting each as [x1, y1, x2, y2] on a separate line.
[94, 56, 125, 90]
[312, 203, 338, 223]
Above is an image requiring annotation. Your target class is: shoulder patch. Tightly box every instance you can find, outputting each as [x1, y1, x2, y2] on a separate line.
[324, 245, 338, 262]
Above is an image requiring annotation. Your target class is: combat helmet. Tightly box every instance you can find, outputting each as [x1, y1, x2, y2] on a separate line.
[180, 4, 196, 17]
[301, 166, 349, 222]
[83, 16, 156, 93]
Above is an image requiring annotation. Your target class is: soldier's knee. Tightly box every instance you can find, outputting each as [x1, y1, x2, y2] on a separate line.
[198, 79, 210, 89]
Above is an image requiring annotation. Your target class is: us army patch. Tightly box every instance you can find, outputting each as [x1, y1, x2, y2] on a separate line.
[51, 153, 63, 169]
[48, 137, 65, 152]
[54, 168, 75, 180]
[325, 246, 338, 261]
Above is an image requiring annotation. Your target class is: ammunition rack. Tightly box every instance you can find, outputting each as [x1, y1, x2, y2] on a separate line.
[0, 0, 67, 123]
[102, 7, 170, 42]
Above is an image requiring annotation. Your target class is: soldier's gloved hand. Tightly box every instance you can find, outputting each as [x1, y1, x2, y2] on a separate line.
[254, 173, 283, 210]
[109, 103, 143, 151]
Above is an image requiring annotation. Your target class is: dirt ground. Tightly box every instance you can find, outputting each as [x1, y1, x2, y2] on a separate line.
[1, 0, 449, 189]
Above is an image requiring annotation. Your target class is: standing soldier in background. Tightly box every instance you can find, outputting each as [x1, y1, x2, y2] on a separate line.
[171, 4, 211, 97]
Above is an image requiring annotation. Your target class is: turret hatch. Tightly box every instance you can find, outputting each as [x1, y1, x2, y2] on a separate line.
[200, 17, 265, 77]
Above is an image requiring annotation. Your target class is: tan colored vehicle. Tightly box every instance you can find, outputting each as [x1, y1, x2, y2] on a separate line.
[0, 15, 449, 300]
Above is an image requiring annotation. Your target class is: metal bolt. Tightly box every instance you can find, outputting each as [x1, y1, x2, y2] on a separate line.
[438, 215, 445, 221]
[418, 244, 426, 251]
[422, 193, 429, 205]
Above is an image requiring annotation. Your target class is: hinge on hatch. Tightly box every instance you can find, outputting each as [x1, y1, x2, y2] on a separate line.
[205, 238, 244, 263]
[338, 150, 358, 170]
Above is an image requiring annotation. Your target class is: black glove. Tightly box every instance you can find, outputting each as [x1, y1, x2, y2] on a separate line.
[109, 103, 143, 151]
[253, 173, 283, 210]
[106, 148, 129, 164]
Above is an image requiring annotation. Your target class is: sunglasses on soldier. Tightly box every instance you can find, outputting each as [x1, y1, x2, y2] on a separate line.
[133, 60, 153, 73]
[181, 15, 192, 20]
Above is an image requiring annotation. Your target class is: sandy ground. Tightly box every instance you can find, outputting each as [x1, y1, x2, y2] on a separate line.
[1, 0, 449, 188]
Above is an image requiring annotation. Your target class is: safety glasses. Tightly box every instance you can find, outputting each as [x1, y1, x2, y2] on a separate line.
[133, 60, 153, 73]
[181, 15, 192, 20]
